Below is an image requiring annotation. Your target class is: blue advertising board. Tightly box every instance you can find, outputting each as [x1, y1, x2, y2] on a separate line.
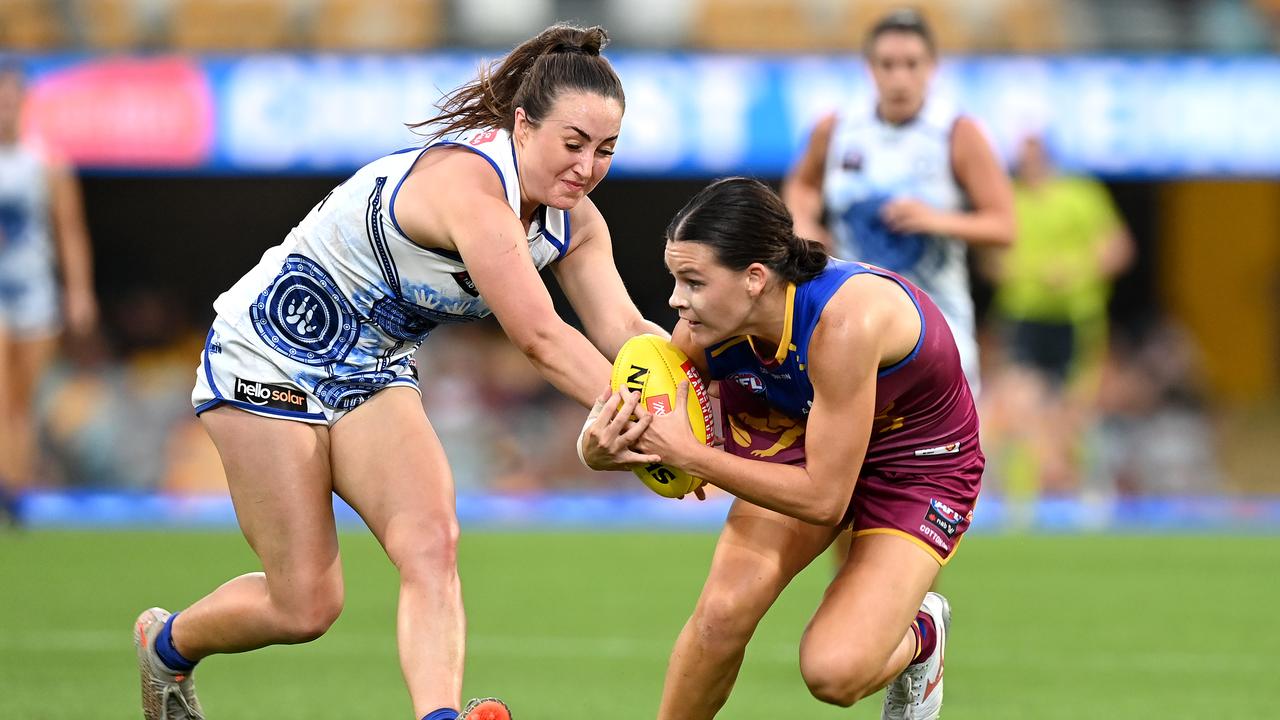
[15, 52, 1280, 177]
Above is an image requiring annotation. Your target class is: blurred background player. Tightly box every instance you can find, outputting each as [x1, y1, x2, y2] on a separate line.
[782, 8, 1014, 396]
[0, 61, 97, 525]
[980, 133, 1135, 499]
[782, 7, 1012, 565]
[586, 178, 984, 720]
[136, 24, 663, 720]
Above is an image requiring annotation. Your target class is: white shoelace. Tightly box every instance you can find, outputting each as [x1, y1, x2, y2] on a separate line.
[159, 681, 204, 720]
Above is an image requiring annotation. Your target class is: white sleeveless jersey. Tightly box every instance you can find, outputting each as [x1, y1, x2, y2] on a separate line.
[0, 142, 54, 275]
[0, 141, 61, 336]
[823, 100, 981, 390]
[196, 127, 571, 421]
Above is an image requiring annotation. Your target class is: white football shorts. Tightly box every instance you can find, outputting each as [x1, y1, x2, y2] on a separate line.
[192, 315, 420, 426]
[0, 257, 61, 339]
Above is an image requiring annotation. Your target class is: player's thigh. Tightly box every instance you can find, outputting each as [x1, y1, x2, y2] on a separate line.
[328, 387, 456, 566]
[698, 499, 843, 622]
[199, 405, 340, 585]
[7, 334, 57, 410]
[0, 326, 11, 411]
[801, 532, 940, 666]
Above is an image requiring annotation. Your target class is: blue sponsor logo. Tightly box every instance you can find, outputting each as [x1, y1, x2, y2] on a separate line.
[251, 254, 359, 366]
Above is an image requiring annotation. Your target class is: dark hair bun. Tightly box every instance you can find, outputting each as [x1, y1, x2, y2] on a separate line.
[544, 25, 608, 57]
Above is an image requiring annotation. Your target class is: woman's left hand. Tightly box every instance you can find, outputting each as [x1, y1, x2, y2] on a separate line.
[881, 197, 941, 235]
[579, 389, 662, 471]
[634, 381, 706, 470]
[63, 286, 98, 338]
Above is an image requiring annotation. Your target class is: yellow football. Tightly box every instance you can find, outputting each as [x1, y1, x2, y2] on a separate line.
[610, 334, 714, 498]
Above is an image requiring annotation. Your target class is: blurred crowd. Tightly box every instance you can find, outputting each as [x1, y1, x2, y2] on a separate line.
[32, 308, 615, 495]
[30, 285, 1225, 500]
[3, 0, 1280, 52]
[5, 0, 1273, 503]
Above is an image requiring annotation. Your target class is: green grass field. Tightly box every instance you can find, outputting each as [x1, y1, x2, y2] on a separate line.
[2, 530, 1277, 719]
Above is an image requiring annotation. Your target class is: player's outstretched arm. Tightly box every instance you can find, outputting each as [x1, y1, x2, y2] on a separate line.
[422, 152, 613, 408]
[554, 197, 667, 359]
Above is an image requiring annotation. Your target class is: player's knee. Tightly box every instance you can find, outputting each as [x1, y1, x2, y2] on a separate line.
[278, 589, 344, 643]
[387, 516, 461, 583]
[268, 570, 344, 643]
[798, 643, 879, 707]
[691, 588, 765, 649]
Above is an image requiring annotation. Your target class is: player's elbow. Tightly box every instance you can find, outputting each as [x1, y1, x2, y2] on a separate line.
[622, 314, 662, 343]
[507, 321, 563, 366]
[803, 494, 848, 527]
[991, 212, 1017, 247]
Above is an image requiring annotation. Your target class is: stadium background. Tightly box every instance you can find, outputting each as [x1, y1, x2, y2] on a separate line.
[2, 1, 1279, 718]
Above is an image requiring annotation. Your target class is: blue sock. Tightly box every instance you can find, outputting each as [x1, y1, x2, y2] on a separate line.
[422, 709, 459, 720]
[154, 612, 197, 673]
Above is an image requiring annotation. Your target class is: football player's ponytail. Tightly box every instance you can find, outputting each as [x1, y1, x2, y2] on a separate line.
[414, 23, 623, 141]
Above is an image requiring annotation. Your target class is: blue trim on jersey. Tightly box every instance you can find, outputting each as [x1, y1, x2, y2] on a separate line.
[364, 175, 401, 296]
[388, 146, 431, 241]
[872, 269, 927, 378]
[398, 139, 504, 264]
[703, 260, 931, 420]
[202, 330, 223, 399]
[197, 328, 328, 420]
[563, 211, 572, 257]
[194, 398, 222, 416]
[429, 141, 506, 195]
[537, 205, 569, 257]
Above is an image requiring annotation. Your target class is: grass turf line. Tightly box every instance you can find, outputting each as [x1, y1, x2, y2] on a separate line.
[0, 531, 1276, 718]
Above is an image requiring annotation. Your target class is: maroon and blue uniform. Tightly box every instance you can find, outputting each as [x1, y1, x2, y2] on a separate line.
[705, 259, 982, 562]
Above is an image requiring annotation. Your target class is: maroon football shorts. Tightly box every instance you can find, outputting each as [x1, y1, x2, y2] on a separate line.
[843, 469, 980, 564]
[718, 389, 981, 564]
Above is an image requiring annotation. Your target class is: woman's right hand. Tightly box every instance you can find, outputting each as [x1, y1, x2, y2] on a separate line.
[577, 388, 662, 471]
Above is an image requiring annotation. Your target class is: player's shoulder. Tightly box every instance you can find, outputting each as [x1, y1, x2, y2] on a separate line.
[919, 95, 962, 128]
[812, 111, 840, 136]
[409, 142, 509, 206]
[4, 136, 62, 173]
[568, 194, 602, 227]
[946, 113, 997, 153]
[821, 267, 906, 340]
[831, 104, 876, 134]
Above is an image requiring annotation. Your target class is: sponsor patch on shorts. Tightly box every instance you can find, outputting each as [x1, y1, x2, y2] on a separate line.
[914, 441, 961, 457]
[234, 377, 308, 412]
[924, 497, 964, 538]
